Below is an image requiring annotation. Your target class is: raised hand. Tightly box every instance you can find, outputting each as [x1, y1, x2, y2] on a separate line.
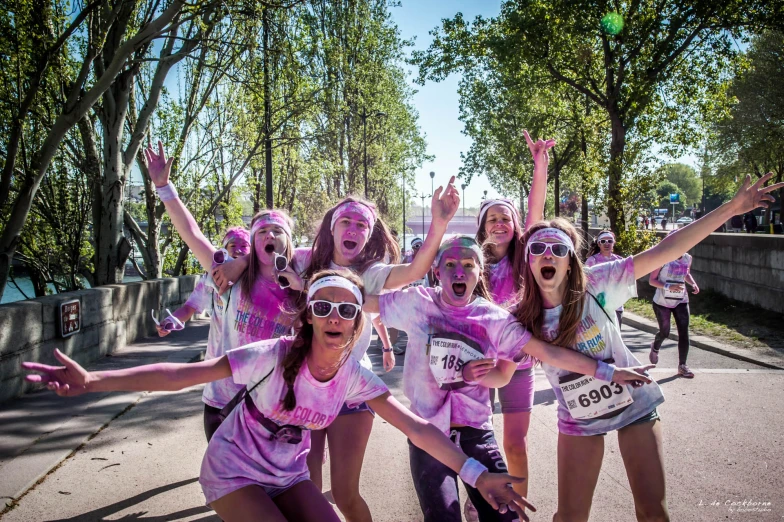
[475, 472, 536, 520]
[523, 130, 556, 166]
[142, 140, 174, 188]
[730, 173, 784, 214]
[431, 175, 461, 228]
[22, 349, 91, 397]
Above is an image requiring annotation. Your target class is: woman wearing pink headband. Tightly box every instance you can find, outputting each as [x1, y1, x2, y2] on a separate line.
[144, 142, 300, 441]
[513, 172, 783, 522]
[470, 129, 553, 519]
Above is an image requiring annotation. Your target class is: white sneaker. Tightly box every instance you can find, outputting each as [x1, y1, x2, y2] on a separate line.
[463, 498, 479, 522]
[678, 364, 695, 378]
[649, 342, 659, 365]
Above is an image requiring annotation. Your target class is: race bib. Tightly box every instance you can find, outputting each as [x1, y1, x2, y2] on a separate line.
[664, 282, 686, 300]
[559, 362, 633, 420]
[427, 333, 485, 390]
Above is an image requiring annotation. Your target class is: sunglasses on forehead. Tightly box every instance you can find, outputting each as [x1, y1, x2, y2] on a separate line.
[598, 239, 614, 245]
[309, 300, 361, 320]
[527, 241, 573, 258]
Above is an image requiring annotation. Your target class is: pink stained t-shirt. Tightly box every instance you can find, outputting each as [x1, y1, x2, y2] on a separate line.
[380, 286, 532, 434]
[486, 256, 518, 309]
[185, 275, 227, 408]
[199, 337, 388, 505]
[652, 254, 692, 308]
[201, 272, 297, 408]
[585, 253, 624, 314]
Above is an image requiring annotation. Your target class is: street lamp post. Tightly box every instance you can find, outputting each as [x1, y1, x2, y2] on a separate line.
[361, 108, 387, 199]
[402, 181, 406, 252]
[420, 193, 429, 236]
[461, 183, 467, 218]
[482, 190, 488, 200]
[430, 171, 435, 198]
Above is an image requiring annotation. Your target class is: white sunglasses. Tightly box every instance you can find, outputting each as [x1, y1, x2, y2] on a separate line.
[309, 300, 361, 320]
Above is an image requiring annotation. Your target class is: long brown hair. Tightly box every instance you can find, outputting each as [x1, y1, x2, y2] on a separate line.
[514, 218, 587, 349]
[239, 209, 296, 299]
[476, 203, 524, 296]
[304, 196, 401, 279]
[280, 269, 366, 411]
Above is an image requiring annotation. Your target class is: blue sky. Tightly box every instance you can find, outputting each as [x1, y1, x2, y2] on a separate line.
[389, 1, 699, 210]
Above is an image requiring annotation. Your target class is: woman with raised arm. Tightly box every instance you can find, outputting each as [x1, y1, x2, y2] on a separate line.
[511, 174, 782, 522]
[143, 142, 301, 441]
[212, 177, 460, 522]
[24, 270, 535, 522]
[363, 235, 652, 522]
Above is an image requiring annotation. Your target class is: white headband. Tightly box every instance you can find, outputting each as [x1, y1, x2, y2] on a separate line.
[597, 231, 615, 241]
[478, 199, 520, 227]
[306, 276, 363, 306]
[526, 227, 576, 255]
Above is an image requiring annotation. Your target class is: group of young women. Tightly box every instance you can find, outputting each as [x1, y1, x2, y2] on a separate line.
[23, 135, 782, 522]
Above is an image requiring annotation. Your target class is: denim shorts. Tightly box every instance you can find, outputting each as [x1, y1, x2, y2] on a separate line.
[596, 408, 660, 436]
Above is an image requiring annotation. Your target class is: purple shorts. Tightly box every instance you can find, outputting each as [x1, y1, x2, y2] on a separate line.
[338, 401, 374, 416]
[498, 366, 535, 414]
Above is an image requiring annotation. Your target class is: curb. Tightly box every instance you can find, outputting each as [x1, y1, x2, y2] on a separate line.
[0, 346, 206, 512]
[622, 312, 784, 370]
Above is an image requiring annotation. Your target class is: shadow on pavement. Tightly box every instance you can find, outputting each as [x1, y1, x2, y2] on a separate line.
[43, 478, 219, 522]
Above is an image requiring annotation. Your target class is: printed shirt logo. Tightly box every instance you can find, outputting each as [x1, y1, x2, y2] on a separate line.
[234, 297, 292, 340]
[267, 405, 333, 431]
[574, 314, 606, 356]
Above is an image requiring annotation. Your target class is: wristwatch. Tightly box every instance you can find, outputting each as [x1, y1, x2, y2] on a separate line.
[382, 346, 393, 353]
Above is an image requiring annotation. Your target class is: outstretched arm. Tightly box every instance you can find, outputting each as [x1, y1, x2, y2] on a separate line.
[523, 130, 556, 230]
[143, 141, 217, 269]
[383, 176, 460, 290]
[633, 173, 783, 280]
[368, 392, 536, 518]
[23, 349, 232, 397]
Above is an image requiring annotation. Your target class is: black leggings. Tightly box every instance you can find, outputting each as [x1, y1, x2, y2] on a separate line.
[652, 302, 691, 365]
[408, 426, 519, 522]
[203, 404, 224, 442]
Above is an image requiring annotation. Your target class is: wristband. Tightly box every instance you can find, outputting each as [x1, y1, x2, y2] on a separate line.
[382, 347, 393, 353]
[595, 360, 617, 382]
[459, 458, 488, 488]
[156, 182, 178, 202]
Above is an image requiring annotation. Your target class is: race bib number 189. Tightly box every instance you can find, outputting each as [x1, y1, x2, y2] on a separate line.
[427, 333, 485, 390]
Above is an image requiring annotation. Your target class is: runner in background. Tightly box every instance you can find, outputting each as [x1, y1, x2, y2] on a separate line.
[585, 230, 624, 328]
[469, 129, 553, 520]
[648, 234, 700, 378]
[24, 270, 534, 522]
[512, 172, 781, 521]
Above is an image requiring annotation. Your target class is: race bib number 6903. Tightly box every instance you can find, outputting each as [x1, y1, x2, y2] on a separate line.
[559, 374, 633, 420]
[427, 333, 484, 390]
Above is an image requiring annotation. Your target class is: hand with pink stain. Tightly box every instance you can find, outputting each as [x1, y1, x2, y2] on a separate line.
[23, 349, 90, 397]
[523, 130, 556, 167]
[523, 130, 555, 228]
[276, 263, 304, 292]
[143, 140, 174, 188]
[430, 175, 461, 230]
[462, 358, 496, 383]
[212, 255, 248, 294]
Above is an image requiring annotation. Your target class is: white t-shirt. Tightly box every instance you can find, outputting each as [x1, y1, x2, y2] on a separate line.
[185, 275, 227, 408]
[540, 257, 665, 436]
[294, 248, 394, 370]
[585, 253, 624, 315]
[199, 337, 388, 504]
[201, 272, 297, 408]
[652, 254, 692, 308]
[380, 286, 532, 434]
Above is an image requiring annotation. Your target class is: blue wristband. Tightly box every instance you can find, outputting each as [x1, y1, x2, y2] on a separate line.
[595, 361, 617, 382]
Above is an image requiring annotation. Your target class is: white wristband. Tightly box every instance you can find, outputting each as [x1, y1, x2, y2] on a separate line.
[595, 360, 617, 382]
[156, 182, 178, 202]
[459, 458, 487, 488]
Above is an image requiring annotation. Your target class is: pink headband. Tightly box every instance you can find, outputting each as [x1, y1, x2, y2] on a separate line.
[222, 229, 250, 247]
[330, 201, 377, 231]
[478, 199, 520, 227]
[525, 227, 575, 256]
[251, 212, 292, 239]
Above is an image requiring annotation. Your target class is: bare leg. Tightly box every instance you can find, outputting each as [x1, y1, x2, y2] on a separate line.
[307, 429, 327, 491]
[552, 433, 604, 522]
[211, 485, 287, 522]
[326, 410, 374, 522]
[502, 411, 531, 497]
[618, 419, 670, 522]
[275, 480, 342, 522]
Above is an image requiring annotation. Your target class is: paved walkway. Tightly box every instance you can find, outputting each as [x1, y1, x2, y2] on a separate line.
[1, 321, 783, 521]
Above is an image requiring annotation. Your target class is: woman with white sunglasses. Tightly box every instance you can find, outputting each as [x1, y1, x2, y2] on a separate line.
[585, 230, 625, 327]
[23, 270, 534, 522]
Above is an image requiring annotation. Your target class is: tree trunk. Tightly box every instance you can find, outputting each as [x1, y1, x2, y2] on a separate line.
[263, 6, 274, 209]
[608, 110, 626, 234]
[553, 149, 561, 218]
[173, 244, 190, 275]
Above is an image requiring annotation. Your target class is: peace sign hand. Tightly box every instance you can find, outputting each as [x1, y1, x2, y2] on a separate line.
[143, 140, 174, 188]
[523, 130, 556, 166]
[731, 173, 784, 215]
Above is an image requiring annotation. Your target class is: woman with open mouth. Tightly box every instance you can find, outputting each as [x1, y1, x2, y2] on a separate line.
[512, 172, 782, 522]
[213, 178, 461, 522]
[364, 235, 653, 522]
[23, 270, 535, 522]
[144, 142, 300, 442]
[471, 130, 553, 519]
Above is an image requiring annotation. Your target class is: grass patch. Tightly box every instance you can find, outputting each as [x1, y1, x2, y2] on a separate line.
[625, 284, 784, 351]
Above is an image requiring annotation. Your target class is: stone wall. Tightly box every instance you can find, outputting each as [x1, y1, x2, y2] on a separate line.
[0, 276, 200, 404]
[587, 228, 784, 313]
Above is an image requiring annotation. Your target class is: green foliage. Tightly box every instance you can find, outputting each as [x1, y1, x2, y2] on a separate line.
[615, 224, 660, 257]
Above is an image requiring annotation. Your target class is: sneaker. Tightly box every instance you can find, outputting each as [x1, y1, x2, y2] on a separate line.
[649, 342, 659, 365]
[463, 498, 479, 522]
[678, 364, 695, 378]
